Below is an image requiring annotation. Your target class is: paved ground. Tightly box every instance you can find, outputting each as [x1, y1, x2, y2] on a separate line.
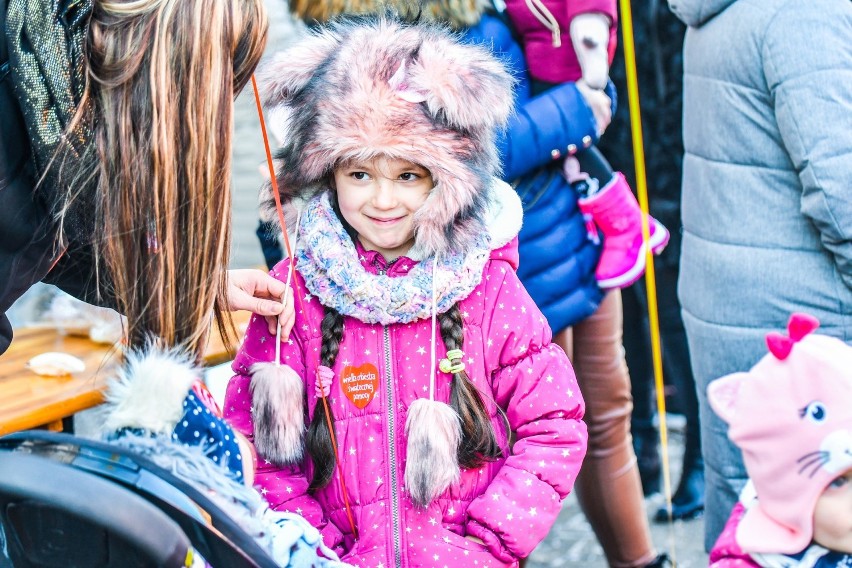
[526, 422, 709, 567]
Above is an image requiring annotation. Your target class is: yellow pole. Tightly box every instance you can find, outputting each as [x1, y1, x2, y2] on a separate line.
[616, 0, 677, 563]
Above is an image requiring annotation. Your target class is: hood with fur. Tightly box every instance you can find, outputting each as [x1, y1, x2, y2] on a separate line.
[289, 0, 489, 29]
[258, 15, 513, 259]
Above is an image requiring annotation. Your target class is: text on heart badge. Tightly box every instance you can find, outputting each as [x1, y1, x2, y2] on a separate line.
[340, 363, 380, 409]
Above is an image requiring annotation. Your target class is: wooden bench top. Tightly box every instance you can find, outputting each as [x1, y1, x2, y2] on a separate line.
[0, 311, 252, 435]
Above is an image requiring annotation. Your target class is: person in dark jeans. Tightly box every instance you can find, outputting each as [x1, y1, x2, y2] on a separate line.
[597, 0, 703, 522]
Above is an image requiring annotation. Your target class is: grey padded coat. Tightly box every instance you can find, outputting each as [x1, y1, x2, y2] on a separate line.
[670, 0, 852, 549]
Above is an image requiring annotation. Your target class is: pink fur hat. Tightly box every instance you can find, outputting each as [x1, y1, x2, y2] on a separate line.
[708, 313, 852, 554]
[257, 15, 514, 258]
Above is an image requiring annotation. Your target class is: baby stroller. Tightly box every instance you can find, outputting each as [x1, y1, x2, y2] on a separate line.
[0, 430, 285, 568]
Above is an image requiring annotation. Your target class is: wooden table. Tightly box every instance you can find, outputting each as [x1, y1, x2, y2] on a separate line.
[0, 311, 252, 436]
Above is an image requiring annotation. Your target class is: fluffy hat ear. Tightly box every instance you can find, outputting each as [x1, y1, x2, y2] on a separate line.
[407, 36, 514, 131]
[257, 29, 342, 108]
[707, 373, 747, 425]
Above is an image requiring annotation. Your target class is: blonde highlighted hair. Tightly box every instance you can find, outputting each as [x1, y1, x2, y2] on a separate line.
[65, 0, 267, 355]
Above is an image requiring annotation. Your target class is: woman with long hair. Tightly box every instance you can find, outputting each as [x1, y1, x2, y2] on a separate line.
[1, 0, 291, 356]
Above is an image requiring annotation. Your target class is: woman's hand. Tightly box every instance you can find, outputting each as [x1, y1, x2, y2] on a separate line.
[576, 79, 613, 137]
[226, 269, 295, 338]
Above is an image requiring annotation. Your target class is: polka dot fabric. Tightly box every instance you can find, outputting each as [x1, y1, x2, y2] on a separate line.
[173, 391, 244, 484]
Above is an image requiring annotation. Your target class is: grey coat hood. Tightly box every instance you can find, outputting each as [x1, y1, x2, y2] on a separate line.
[668, 0, 737, 27]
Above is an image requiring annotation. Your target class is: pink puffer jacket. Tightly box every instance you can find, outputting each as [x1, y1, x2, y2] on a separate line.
[709, 503, 761, 567]
[503, 0, 617, 84]
[224, 239, 587, 568]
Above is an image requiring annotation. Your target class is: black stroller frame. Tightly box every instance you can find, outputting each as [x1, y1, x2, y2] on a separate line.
[0, 430, 281, 568]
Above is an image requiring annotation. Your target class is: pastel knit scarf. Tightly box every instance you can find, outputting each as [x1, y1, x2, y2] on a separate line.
[295, 192, 490, 325]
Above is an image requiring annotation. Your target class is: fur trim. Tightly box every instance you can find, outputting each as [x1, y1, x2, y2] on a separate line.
[258, 15, 514, 259]
[484, 179, 523, 250]
[289, 0, 490, 30]
[404, 398, 461, 507]
[249, 362, 305, 465]
[102, 348, 200, 435]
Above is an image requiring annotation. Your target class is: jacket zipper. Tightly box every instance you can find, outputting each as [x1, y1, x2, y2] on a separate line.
[377, 264, 402, 567]
[384, 324, 402, 568]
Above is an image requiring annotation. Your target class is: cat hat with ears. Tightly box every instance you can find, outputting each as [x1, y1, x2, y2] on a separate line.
[708, 313, 852, 555]
[256, 14, 514, 259]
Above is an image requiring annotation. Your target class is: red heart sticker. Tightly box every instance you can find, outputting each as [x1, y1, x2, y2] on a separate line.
[340, 363, 380, 409]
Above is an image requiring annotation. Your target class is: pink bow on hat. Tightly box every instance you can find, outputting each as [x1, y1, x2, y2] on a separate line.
[765, 312, 820, 360]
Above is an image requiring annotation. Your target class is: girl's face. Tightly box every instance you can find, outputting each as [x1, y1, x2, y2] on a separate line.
[814, 469, 852, 552]
[334, 156, 433, 261]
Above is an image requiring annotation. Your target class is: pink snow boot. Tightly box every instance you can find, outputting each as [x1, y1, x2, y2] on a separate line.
[578, 172, 670, 289]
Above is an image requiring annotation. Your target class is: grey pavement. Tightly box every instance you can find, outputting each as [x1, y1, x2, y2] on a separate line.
[526, 423, 709, 567]
[229, 4, 710, 566]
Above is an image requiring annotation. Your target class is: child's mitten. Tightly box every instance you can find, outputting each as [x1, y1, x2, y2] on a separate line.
[570, 13, 611, 90]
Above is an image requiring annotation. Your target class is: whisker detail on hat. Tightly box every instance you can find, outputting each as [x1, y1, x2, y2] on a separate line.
[797, 452, 829, 478]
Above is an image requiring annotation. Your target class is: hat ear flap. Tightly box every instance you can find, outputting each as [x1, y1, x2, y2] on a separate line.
[257, 30, 341, 108]
[707, 372, 747, 425]
[407, 38, 514, 132]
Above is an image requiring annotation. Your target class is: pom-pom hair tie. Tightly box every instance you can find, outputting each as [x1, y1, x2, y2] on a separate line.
[316, 365, 334, 398]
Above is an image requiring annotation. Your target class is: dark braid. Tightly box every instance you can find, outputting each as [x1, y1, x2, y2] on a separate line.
[439, 303, 503, 468]
[306, 306, 345, 492]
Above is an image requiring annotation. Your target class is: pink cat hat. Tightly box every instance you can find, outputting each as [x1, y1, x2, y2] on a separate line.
[708, 313, 852, 554]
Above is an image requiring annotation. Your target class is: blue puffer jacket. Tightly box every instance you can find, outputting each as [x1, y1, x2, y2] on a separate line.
[462, 12, 605, 334]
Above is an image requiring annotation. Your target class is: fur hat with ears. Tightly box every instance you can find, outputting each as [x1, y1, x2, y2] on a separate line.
[707, 313, 852, 555]
[257, 15, 514, 259]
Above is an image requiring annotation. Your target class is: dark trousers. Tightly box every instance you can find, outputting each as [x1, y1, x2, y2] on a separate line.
[622, 262, 702, 470]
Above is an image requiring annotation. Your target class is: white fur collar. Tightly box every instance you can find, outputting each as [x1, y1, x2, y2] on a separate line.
[483, 178, 523, 252]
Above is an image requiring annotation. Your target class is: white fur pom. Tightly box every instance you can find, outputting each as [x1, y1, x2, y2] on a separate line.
[404, 399, 461, 507]
[102, 347, 199, 435]
[249, 362, 305, 466]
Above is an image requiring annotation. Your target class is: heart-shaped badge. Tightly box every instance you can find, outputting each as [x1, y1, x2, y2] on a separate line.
[340, 363, 380, 409]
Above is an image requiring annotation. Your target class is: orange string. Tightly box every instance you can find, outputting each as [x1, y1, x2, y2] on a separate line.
[251, 75, 358, 539]
[320, 388, 359, 540]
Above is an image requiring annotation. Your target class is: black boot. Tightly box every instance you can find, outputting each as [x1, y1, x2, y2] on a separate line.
[632, 421, 661, 496]
[655, 423, 704, 522]
[643, 553, 671, 567]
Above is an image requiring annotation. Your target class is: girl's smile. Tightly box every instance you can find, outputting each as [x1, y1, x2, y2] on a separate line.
[334, 156, 434, 261]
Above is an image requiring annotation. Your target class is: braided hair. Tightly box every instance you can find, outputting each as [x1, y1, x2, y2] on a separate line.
[438, 303, 503, 467]
[308, 302, 504, 491]
[306, 305, 345, 492]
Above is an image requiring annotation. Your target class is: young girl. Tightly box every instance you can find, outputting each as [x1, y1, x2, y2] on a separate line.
[708, 313, 852, 566]
[502, 0, 670, 289]
[224, 16, 587, 567]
